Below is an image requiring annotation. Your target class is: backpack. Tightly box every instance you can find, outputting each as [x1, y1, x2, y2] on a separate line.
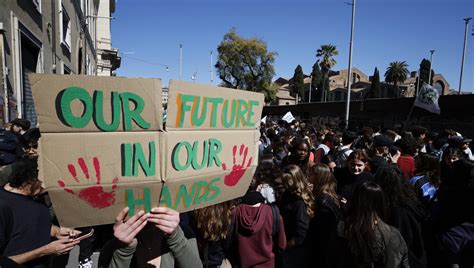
[269, 203, 282, 253]
[334, 148, 350, 168]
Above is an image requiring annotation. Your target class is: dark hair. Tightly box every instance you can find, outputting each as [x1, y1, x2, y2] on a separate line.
[394, 137, 418, 156]
[344, 181, 386, 264]
[373, 166, 420, 211]
[9, 159, 39, 188]
[410, 126, 428, 138]
[342, 130, 357, 145]
[11, 118, 31, 131]
[414, 153, 441, 187]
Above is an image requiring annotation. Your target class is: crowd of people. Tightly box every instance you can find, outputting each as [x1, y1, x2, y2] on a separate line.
[0, 117, 473, 268]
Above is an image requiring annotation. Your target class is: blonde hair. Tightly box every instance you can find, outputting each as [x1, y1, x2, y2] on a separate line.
[282, 165, 315, 218]
[194, 201, 232, 241]
[309, 163, 340, 207]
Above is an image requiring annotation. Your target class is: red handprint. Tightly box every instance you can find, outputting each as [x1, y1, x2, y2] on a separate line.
[57, 157, 119, 209]
[222, 144, 253, 187]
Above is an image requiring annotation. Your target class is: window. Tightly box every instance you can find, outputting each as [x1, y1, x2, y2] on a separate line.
[32, 0, 41, 13]
[60, 5, 71, 50]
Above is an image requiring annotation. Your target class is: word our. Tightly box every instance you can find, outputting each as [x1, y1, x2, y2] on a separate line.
[171, 138, 222, 171]
[175, 93, 260, 128]
[56, 87, 150, 131]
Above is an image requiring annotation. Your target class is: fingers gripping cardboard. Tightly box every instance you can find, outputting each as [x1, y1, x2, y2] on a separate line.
[31, 75, 264, 227]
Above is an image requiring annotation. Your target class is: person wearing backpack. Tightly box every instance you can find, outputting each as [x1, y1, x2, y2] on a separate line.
[229, 191, 286, 268]
[334, 130, 356, 169]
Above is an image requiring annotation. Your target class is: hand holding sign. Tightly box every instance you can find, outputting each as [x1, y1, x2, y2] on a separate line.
[57, 157, 119, 209]
[222, 144, 253, 186]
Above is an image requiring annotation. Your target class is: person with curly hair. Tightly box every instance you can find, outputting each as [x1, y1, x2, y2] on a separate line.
[410, 153, 441, 208]
[193, 201, 233, 268]
[277, 165, 314, 267]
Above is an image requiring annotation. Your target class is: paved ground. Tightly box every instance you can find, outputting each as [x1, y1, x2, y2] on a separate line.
[65, 247, 99, 268]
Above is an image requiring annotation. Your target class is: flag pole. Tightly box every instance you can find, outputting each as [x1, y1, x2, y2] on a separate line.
[404, 99, 416, 129]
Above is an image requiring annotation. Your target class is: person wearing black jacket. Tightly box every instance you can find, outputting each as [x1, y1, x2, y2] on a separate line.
[373, 166, 429, 268]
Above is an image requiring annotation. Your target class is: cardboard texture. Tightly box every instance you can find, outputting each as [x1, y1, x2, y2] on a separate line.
[159, 167, 257, 212]
[163, 130, 259, 181]
[50, 182, 163, 227]
[166, 80, 264, 131]
[31, 74, 264, 227]
[29, 74, 162, 132]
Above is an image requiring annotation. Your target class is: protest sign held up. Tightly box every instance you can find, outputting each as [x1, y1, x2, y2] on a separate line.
[30, 74, 264, 227]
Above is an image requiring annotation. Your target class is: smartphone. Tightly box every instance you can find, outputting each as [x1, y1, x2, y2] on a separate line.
[71, 229, 94, 242]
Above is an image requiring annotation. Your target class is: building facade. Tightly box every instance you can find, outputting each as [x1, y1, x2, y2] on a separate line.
[0, 0, 120, 126]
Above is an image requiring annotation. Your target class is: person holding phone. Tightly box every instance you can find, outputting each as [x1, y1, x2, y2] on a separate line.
[0, 160, 80, 268]
[99, 206, 202, 268]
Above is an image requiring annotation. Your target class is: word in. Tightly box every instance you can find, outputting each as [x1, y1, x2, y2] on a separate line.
[121, 141, 156, 177]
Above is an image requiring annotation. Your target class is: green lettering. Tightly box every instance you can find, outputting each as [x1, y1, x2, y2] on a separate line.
[190, 140, 209, 170]
[175, 184, 196, 209]
[171, 141, 192, 171]
[208, 138, 222, 167]
[159, 186, 173, 208]
[193, 180, 209, 206]
[205, 178, 221, 202]
[125, 188, 152, 216]
[191, 96, 207, 127]
[176, 94, 195, 128]
[93, 91, 121, 131]
[120, 92, 150, 130]
[133, 141, 156, 176]
[208, 98, 223, 128]
[235, 99, 249, 127]
[59, 87, 93, 128]
[246, 100, 259, 127]
[221, 99, 236, 128]
[121, 143, 133, 176]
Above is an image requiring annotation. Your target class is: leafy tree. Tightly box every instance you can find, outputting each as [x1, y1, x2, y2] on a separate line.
[384, 61, 409, 98]
[264, 83, 280, 104]
[215, 28, 277, 100]
[316, 44, 338, 102]
[419, 58, 434, 85]
[292, 65, 305, 102]
[368, 67, 381, 99]
[310, 62, 322, 102]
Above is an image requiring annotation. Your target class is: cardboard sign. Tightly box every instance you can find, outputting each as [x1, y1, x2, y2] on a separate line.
[29, 74, 163, 132]
[31, 75, 263, 228]
[166, 80, 264, 131]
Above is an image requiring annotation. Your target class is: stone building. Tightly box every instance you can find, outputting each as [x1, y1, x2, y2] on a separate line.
[274, 67, 451, 104]
[0, 0, 120, 125]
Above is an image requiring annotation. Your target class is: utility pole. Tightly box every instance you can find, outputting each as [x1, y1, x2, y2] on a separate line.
[309, 75, 312, 103]
[345, 0, 356, 129]
[210, 51, 213, 84]
[428, 50, 435, 85]
[179, 44, 183, 80]
[458, 18, 471, 94]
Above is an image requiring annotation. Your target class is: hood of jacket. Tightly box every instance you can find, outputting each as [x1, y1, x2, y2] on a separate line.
[234, 204, 266, 236]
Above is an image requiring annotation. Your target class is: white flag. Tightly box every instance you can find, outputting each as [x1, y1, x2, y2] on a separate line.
[282, 111, 295, 123]
[261, 116, 267, 124]
[414, 83, 440, 114]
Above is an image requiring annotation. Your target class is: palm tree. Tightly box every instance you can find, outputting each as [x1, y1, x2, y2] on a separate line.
[316, 44, 338, 102]
[384, 61, 409, 98]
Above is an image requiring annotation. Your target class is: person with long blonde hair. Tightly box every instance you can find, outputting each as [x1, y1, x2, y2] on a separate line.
[277, 164, 314, 267]
[306, 163, 344, 267]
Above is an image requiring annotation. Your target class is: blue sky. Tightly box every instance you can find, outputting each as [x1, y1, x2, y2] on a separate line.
[112, 0, 474, 92]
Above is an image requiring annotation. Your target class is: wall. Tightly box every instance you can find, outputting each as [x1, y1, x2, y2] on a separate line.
[263, 95, 474, 137]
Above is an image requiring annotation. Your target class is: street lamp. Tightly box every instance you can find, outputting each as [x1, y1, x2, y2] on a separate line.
[458, 18, 472, 94]
[344, 0, 356, 130]
[428, 50, 435, 85]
